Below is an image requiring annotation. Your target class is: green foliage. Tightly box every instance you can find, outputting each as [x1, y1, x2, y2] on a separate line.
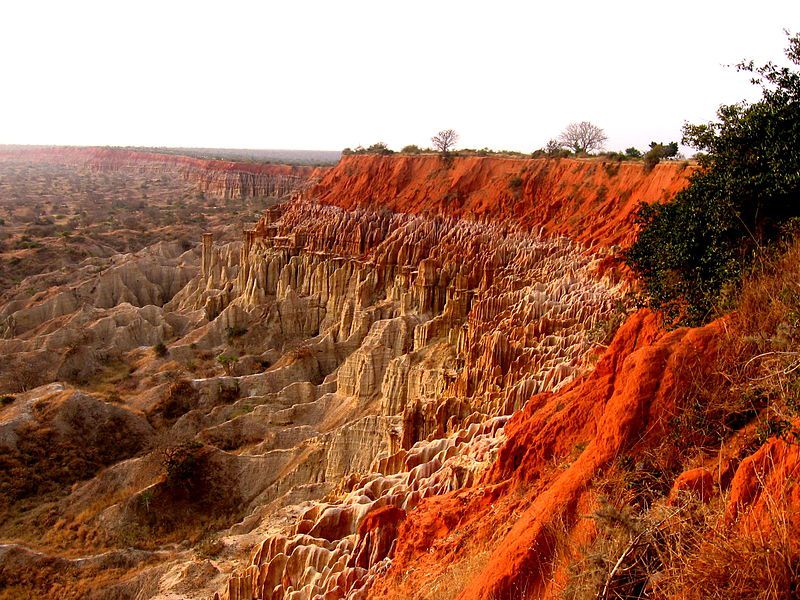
[508, 175, 524, 191]
[401, 144, 422, 154]
[153, 341, 168, 357]
[642, 141, 679, 171]
[599, 151, 631, 165]
[161, 441, 203, 489]
[545, 139, 567, 156]
[345, 143, 394, 156]
[626, 32, 800, 325]
[216, 353, 238, 376]
[625, 147, 643, 159]
[366, 142, 394, 155]
[225, 325, 247, 340]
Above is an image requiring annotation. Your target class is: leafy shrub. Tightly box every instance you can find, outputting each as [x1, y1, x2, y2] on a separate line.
[626, 32, 800, 325]
[545, 139, 572, 158]
[401, 144, 422, 154]
[216, 353, 238, 376]
[345, 143, 394, 156]
[508, 175, 524, 191]
[642, 141, 678, 171]
[225, 325, 247, 340]
[162, 441, 204, 490]
[625, 147, 643, 159]
[599, 151, 628, 163]
[153, 341, 168, 357]
[366, 142, 394, 155]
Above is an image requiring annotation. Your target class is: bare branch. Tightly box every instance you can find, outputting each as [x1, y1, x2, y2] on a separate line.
[431, 129, 459, 154]
[557, 121, 607, 154]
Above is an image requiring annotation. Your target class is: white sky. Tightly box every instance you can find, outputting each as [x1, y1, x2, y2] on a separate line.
[1, 0, 798, 153]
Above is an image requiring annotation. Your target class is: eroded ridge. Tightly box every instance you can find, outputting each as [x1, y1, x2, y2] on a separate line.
[206, 199, 624, 599]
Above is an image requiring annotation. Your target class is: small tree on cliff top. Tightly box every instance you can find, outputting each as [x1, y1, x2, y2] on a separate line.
[431, 129, 459, 154]
[557, 121, 607, 154]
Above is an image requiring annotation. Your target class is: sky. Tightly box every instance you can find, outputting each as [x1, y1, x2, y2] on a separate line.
[1, 0, 798, 153]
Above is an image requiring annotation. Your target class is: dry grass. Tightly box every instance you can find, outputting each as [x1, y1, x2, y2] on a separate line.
[655, 480, 800, 599]
[557, 239, 800, 600]
[559, 484, 800, 600]
[419, 550, 491, 600]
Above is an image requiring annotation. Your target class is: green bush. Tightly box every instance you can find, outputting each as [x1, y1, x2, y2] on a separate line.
[366, 142, 393, 155]
[401, 144, 422, 154]
[642, 141, 678, 171]
[508, 175, 524, 191]
[153, 341, 168, 357]
[626, 33, 800, 325]
[216, 353, 238, 376]
[600, 151, 628, 162]
[162, 441, 204, 490]
[225, 325, 247, 340]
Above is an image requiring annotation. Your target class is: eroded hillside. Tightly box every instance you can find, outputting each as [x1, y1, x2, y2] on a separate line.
[6, 151, 773, 600]
[310, 154, 695, 247]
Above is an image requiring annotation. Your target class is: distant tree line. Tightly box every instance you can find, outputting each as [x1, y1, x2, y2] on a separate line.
[341, 125, 681, 166]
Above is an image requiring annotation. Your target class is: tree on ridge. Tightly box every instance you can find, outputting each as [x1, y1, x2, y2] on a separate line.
[431, 129, 459, 154]
[557, 121, 607, 154]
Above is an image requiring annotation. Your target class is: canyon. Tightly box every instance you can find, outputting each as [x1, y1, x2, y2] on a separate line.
[1, 148, 790, 600]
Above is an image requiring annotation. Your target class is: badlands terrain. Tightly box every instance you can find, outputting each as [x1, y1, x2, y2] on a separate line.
[1, 147, 795, 600]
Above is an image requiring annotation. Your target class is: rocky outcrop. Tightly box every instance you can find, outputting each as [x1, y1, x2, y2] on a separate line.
[220, 416, 508, 600]
[202, 199, 623, 431]
[0, 242, 200, 392]
[368, 311, 722, 600]
[207, 194, 625, 599]
[0, 151, 704, 600]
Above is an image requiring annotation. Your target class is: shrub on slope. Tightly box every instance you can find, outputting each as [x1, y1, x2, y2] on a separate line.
[627, 32, 800, 325]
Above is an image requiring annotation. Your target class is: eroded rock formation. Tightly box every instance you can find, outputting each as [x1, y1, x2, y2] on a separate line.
[196, 189, 625, 598]
[0, 241, 200, 391]
[4, 152, 731, 600]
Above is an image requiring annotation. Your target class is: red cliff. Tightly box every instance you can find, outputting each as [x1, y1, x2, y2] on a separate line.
[309, 154, 696, 248]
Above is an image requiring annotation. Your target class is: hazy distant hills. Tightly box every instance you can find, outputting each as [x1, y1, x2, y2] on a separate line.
[0, 145, 342, 167]
[127, 146, 342, 166]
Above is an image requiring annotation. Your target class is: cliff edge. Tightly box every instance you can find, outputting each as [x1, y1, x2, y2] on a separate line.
[310, 154, 695, 248]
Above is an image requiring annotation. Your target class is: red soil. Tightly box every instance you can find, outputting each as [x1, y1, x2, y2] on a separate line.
[310, 155, 696, 248]
[370, 310, 725, 599]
